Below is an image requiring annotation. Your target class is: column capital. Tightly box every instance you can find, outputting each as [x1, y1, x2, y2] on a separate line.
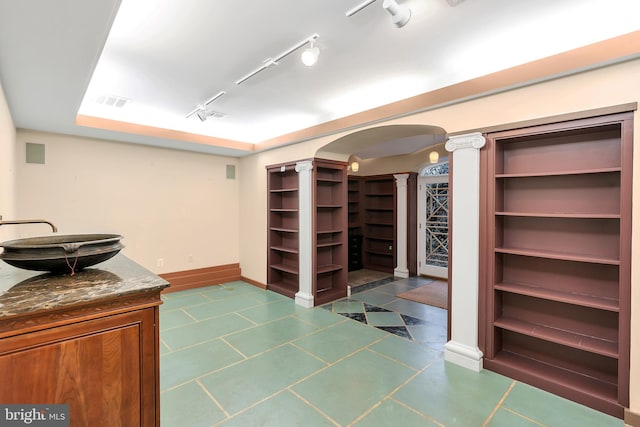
[393, 173, 410, 181]
[295, 160, 313, 173]
[445, 132, 486, 152]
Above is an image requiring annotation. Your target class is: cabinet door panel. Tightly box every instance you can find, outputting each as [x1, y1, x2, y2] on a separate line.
[0, 310, 155, 427]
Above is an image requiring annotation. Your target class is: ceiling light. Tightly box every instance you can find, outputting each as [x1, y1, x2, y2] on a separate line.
[195, 109, 207, 122]
[301, 41, 319, 66]
[429, 151, 439, 164]
[382, 0, 411, 27]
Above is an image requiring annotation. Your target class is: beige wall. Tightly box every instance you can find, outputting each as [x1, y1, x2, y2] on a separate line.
[239, 58, 640, 412]
[0, 81, 16, 239]
[15, 130, 240, 274]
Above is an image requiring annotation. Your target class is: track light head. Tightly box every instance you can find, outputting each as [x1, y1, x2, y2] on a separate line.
[382, 0, 411, 27]
[301, 40, 319, 67]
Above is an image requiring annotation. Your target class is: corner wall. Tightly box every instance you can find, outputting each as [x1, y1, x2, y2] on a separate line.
[15, 130, 240, 274]
[0, 81, 16, 239]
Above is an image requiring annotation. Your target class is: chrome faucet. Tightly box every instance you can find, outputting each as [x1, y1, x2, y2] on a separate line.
[0, 215, 58, 232]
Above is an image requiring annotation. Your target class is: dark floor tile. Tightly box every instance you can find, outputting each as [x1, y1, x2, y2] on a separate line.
[401, 314, 431, 326]
[364, 303, 392, 313]
[376, 326, 412, 339]
[351, 277, 397, 294]
[341, 312, 367, 323]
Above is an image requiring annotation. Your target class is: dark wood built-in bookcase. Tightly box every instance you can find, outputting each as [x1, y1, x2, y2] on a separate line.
[348, 176, 362, 271]
[481, 112, 633, 418]
[313, 159, 348, 305]
[362, 175, 396, 274]
[267, 162, 300, 298]
[267, 159, 348, 305]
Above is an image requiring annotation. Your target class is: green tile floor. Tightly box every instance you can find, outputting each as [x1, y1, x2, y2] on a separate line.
[159, 281, 623, 427]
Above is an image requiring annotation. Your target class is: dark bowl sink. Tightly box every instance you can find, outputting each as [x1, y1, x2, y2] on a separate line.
[0, 234, 124, 273]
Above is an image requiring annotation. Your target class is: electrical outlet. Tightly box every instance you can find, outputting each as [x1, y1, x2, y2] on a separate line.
[156, 258, 164, 268]
[188, 254, 193, 263]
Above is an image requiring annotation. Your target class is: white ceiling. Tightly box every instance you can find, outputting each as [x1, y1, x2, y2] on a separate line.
[1, 0, 639, 157]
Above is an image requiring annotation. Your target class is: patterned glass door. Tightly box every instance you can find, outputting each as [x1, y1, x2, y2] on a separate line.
[418, 163, 449, 278]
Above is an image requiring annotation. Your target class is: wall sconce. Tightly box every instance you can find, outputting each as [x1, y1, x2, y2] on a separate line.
[429, 151, 439, 164]
[351, 161, 360, 172]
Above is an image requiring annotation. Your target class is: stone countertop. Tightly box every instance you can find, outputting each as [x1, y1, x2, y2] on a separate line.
[0, 254, 169, 318]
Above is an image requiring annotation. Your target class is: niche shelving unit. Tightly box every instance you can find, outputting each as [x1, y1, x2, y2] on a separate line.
[481, 112, 633, 418]
[313, 159, 348, 305]
[266, 162, 300, 298]
[361, 174, 396, 274]
[266, 159, 348, 305]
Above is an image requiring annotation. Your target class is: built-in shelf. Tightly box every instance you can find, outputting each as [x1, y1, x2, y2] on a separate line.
[270, 227, 299, 233]
[270, 264, 298, 274]
[494, 317, 618, 358]
[267, 162, 300, 298]
[361, 175, 396, 274]
[482, 112, 632, 419]
[317, 264, 342, 274]
[495, 212, 621, 219]
[270, 246, 299, 254]
[495, 166, 621, 178]
[313, 159, 348, 305]
[317, 242, 342, 248]
[270, 208, 298, 212]
[494, 282, 619, 312]
[494, 247, 620, 265]
[485, 351, 619, 414]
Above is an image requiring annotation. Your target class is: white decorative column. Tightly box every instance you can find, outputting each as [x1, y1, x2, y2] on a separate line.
[394, 173, 410, 278]
[444, 132, 486, 372]
[295, 160, 314, 308]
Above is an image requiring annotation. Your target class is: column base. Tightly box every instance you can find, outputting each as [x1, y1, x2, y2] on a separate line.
[444, 340, 483, 372]
[294, 291, 314, 308]
[393, 268, 409, 278]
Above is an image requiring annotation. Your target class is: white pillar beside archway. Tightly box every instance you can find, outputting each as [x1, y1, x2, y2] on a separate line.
[393, 173, 409, 277]
[444, 132, 486, 372]
[394, 173, 410, 278]
[295, 160, 314, 308]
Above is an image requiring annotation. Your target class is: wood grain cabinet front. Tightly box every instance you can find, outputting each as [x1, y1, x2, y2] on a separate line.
[0, 305, 160, 427]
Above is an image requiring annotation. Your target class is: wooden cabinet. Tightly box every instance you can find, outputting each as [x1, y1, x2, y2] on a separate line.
[362, 175, 396, 273]
[267, 162, 300, 298]
[481, 113, 632, 418]
[0, 292, 163, 426]
[313, 159, 348, 305]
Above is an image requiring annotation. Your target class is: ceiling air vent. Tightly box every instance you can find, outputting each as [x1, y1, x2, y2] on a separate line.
[95, 95, 130, 108]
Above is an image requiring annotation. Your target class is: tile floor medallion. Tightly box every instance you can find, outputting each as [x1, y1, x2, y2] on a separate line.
[159, 280, 623, 427]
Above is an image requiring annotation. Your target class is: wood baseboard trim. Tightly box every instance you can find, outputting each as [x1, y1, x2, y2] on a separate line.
[626, 408, 640, 427]
[240, 276, 267, 290]
[160, 263, 241, 294]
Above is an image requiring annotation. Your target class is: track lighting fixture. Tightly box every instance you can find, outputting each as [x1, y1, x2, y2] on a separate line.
[382, 0, 411, 27]
[236, 34, 320, 85]
[186, 91, 226, 121]
[301, 40, 319, 67]
[346, 0, 411, 28]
